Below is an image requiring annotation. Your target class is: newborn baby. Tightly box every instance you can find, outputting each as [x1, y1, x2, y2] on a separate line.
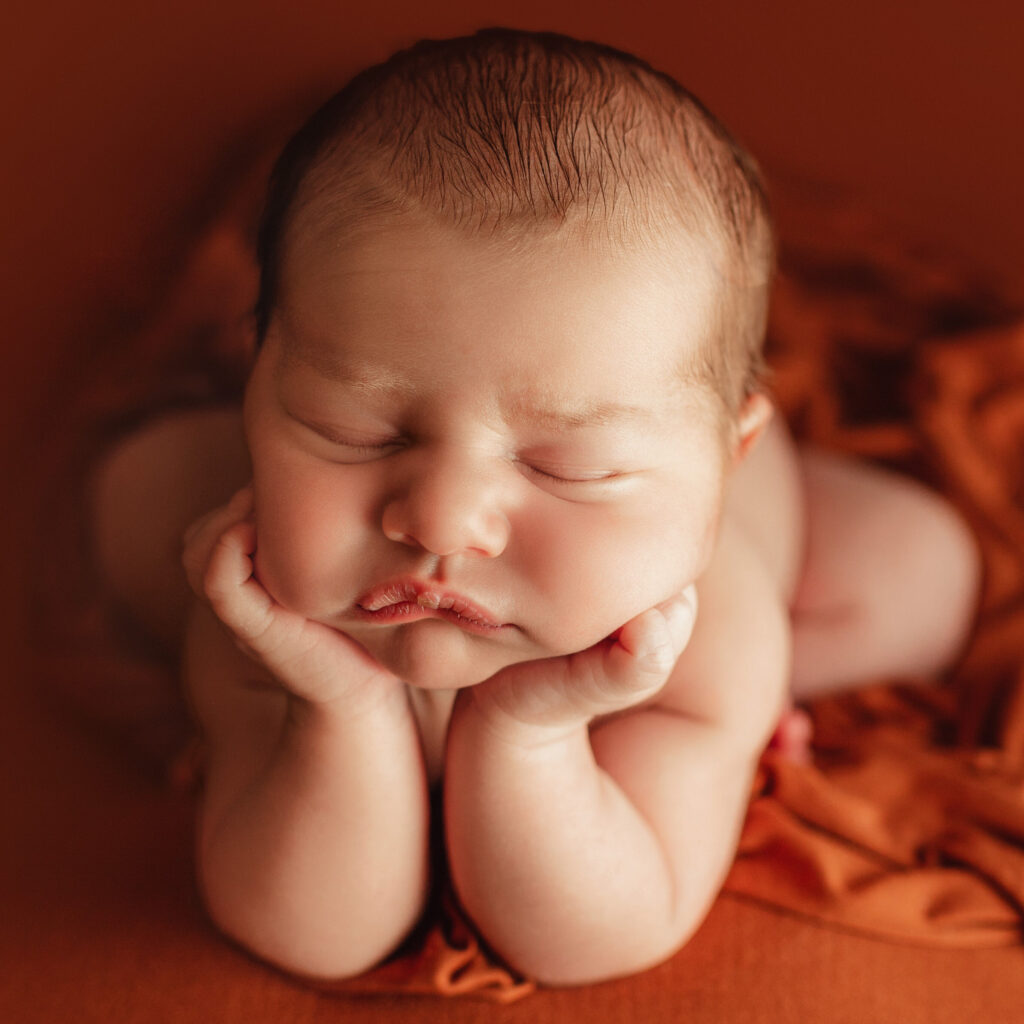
[92, 28, 980, 986]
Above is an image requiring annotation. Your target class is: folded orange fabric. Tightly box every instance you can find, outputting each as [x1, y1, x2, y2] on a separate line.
[29, 179, 1024, 999]
[724, 211, 1024, 949]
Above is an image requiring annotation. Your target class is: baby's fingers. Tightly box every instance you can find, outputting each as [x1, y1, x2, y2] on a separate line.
[469, 587, 698, 739]
[607, 585, 698, 690]
[201, 517, 275, 644]
[182, 485, 254, 596]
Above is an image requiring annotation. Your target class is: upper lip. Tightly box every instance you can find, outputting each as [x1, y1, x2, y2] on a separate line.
[355, 577, 505, 628]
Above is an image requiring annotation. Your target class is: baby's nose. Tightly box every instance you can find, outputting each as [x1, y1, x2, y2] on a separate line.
[381, 453, 511, 558]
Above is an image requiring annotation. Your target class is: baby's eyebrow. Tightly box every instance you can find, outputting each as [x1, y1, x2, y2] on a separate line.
[277, 339, 416, 397]
[502, 394, 656, 430]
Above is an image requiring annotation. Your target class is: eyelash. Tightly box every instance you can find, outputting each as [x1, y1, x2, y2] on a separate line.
[337, 439, 402, 456]
[518, 462, 618, 485]
[306, 425, 404, 457]
[303, 423, 618, 485]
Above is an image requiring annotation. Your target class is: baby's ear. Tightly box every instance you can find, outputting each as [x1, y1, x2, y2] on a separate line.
[732, 391, 773, 465]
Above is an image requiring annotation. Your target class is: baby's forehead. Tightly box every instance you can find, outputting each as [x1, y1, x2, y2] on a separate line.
[284, 195, 723, 289]
[284, 209, 715, 328]
[281, 209, 723, 371]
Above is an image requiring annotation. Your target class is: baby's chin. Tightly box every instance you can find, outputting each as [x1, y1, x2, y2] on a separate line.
[343, 618, 540, 691]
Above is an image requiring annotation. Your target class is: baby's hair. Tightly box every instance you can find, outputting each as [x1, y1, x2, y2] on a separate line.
[254, 28, 773, 411]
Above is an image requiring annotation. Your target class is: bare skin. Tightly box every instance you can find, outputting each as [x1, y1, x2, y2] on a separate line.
[91, 222, 981, 986]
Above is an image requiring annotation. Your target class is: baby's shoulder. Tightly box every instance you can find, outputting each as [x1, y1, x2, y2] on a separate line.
[722, 414, 806, 606]
[655, 516, 789, 749]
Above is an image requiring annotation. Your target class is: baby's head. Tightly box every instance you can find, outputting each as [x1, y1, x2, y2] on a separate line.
[243, 29, 776, 688]
[254, 27, 773, 418]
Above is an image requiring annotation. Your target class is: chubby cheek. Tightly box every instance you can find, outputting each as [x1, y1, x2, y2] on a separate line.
[517, 498, 714, 653]
[250, 451, 376, 615]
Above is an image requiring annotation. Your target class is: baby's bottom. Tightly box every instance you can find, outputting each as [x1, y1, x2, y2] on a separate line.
[90, 405, 250, 654]
[788, 448, 981, 701]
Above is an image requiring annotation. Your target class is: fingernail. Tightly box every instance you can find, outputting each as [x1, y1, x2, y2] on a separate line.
[663, 586, 698, 648]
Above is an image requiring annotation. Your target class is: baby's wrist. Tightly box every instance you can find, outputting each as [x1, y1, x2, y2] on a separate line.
[284, 676, 412, 730]
[456, 684, 590, 753]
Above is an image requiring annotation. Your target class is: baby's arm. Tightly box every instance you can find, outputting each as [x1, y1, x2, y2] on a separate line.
[444, 519, 787, 985]
[182, 489, 431, 979]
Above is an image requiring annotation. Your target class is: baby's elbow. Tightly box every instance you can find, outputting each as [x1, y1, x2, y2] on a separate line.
[503, 903, 710, 988]
[208, 905, 392, 982]
[198, 877, 404, 983]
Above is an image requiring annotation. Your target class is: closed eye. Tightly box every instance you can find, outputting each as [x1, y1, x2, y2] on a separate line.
[518, 461, 621, 484]
[333, 440, 404, 457]
[298, 418, 405, 458]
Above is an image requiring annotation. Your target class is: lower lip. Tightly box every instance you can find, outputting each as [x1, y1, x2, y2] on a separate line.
[353, 602, 509, 636]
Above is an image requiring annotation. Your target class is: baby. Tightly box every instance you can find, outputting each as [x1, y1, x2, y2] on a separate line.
[92, 29, 980, 986]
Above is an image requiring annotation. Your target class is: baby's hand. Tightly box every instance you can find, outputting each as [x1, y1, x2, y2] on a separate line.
[183, 485, 401, 708]
[467, 587, 698, 743]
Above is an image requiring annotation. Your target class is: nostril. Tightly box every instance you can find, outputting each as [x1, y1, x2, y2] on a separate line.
[382, 504, 440, 552]
[383, 523, 411, 544]
[381, 501, 415, 546]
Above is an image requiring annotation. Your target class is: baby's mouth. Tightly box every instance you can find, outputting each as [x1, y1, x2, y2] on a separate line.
[354, 578, 506, 633]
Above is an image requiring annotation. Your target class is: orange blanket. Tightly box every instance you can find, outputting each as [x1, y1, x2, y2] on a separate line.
[30, 172, 1024, 1001]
